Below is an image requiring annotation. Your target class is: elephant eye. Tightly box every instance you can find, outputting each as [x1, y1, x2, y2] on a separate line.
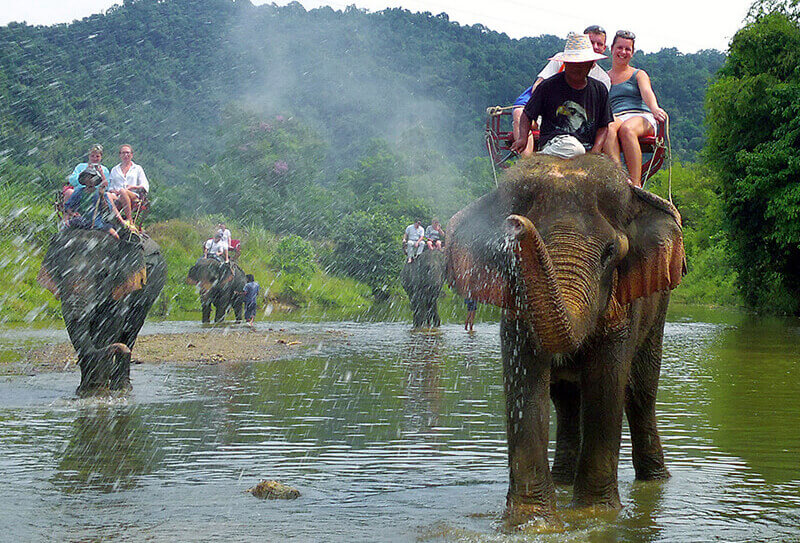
[601, 242, 615, 267]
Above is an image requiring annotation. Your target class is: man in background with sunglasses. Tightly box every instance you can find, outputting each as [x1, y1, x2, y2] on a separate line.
[512, 25, 610, 157]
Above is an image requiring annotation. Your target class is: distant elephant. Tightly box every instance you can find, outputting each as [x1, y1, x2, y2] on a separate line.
[447, 154, 685, 525]
[400, 249, 446, 328]
[37, 229, 166, 395]
[186, 258, 246, 323]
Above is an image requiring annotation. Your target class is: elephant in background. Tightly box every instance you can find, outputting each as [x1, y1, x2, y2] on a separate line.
[37, 229, 166, 395]
[447, 154, 684, 525]
[400, 248, 446, 328]
[186, 258, 246, 323]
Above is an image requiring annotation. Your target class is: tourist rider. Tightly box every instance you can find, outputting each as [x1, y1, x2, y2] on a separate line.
[64, 144, 111, 204]
[64, 166, 126, 240]
[602, 30, 668, 187]
[204, 231, 229, 263]
[512, 26, 611, 158]
[217, 222, 232, 250]
[512, 32, 612, 159]
[425, 218, 444, 251]
[403, 219, 425, 263]
[109, 144, 150, 221]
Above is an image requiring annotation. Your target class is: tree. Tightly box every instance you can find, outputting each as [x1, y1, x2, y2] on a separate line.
[704, 8, 800, 313]
[330, 211, 403, 301]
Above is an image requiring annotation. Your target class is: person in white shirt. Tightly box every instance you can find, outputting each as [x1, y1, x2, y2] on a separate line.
[403, 220, 425, 263]
[204, 232, 229, 263]
[512, 26, 610, 157]
[217, 222, 232, 250]
[109, 144, 150, 221]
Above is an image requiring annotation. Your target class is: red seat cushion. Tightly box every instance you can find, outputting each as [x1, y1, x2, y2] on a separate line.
[230, 239, 241, 251]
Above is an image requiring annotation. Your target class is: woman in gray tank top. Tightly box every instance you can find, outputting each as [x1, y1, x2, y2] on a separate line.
[602, 30, 667, 187]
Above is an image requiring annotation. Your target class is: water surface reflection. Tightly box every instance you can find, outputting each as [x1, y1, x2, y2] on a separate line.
[0, 314, 798, 541]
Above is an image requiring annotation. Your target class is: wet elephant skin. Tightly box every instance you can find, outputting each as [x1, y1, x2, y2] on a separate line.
[401, 249, 446, 328]
[37, 229, 166, 395]
[186, 258, 246, 323]
[446, 154, 685, 525]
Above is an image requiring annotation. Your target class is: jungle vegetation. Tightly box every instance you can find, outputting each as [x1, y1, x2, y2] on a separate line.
[1, 0, 797, 319]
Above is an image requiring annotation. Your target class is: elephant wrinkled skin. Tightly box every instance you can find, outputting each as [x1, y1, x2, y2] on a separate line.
[446, 154, 684, 525]
[400, 249, 446, 328]
[37, 229, 166, 396]
[186, 258, 246, 323]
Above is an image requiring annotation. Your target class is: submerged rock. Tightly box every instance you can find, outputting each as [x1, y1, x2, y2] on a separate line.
[246, 480, 300, 500]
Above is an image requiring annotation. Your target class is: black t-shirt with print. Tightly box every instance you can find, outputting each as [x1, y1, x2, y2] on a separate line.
[523, 72, 613, 150]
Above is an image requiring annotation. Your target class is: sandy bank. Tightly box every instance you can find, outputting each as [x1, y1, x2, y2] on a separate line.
[3, 327, 339, 376]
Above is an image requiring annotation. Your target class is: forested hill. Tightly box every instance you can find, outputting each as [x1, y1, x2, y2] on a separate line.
[1, 0, 723, 188]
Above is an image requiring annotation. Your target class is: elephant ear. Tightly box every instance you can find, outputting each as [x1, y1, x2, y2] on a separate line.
[112, 266, 147, 301]
[37, 265, 60, 299]
[615, 187, 686, 306]
[446, 192, 510, 307]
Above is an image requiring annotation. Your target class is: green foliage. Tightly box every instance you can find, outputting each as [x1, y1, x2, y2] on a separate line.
[269, 235, 316, 304]
[331, 211, 404, 301]
[704, 11, 800, 313]
[647, 162, 740, 306]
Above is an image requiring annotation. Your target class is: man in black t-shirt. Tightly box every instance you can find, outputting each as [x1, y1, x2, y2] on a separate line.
[512, 33, 613, 159]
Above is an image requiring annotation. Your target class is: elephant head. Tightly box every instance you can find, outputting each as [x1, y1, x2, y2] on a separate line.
[37, 229, 149, 394]
[447, 154, 685, 353]
[187, 258, 235, 298]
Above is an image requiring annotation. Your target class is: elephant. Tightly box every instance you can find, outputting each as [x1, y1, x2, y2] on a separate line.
[37, 229, 166, 396]
[400, 248, 446, 328]
[186, 258, 246, 323]
[446, 154, 685, 526]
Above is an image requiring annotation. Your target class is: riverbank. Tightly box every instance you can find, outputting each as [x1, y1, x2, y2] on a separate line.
[2, 327, 339, 376]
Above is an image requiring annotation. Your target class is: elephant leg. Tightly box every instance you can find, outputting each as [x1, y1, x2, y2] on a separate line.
[626, 316, 670, 480]
[411, 298, 424, 328]
[201, 300, 212, 323]
[76, 344, 131, 396]
[501, 317, 556, 524]
[550, 379, 581, 485]
[233, 295, 244, 322]
[215, 300, 226, 323]
[430, 299, 441, 327]
[572, 349, 628, 509]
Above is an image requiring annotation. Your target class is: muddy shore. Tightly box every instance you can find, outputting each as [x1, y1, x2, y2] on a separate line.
[3, 327, 339, 376]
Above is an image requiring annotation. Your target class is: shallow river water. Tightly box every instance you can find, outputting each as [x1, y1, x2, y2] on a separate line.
[1, 307, 799, 542]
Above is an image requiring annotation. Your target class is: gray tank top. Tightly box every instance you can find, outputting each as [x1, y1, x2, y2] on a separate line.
[609, 69, 651, 114]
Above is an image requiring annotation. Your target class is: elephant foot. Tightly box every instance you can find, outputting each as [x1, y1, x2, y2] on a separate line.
[502, 501, 562, 532]
[570, 488, 622, 510]
[634, 465, 670, 481]
[75, 380, 132, 398]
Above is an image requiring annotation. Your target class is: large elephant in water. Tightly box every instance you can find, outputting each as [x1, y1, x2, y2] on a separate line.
[400, 249, 446, 328]
[447, 154, 684, 525]
[37, 229, 166, 395]
[186, 258, 246, 323]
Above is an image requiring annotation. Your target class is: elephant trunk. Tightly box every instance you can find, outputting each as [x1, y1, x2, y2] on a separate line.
[504, 215, 581, 353]
[63, 304, 132, 395]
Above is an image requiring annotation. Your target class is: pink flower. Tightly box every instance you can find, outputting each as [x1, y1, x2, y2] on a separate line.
[259, 122, 272, 132]
[275, 115, 285, 122]
[273, 160, 289, 174]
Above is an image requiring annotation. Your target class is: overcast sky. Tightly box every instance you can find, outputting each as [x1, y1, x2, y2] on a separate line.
[0, 0, 753, 53]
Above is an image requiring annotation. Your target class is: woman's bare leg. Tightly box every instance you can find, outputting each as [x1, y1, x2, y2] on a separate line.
[603, 120, 623, 166]
[618, 117, 654, 187]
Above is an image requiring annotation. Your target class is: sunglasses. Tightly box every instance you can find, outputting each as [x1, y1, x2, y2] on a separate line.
[615, 30, 636, 40]
[584, 25, 606, 35]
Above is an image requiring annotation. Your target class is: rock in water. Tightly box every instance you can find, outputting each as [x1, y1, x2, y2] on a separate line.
[246, 480, 300, 500]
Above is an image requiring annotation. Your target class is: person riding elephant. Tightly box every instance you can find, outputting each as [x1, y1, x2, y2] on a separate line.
[446, 153, 685, 526]
[37, 229, 166, 396]
[186, 258, 246, 323]
[400, 247, 446, 328]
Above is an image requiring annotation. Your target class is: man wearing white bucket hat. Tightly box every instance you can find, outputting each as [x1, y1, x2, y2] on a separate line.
[512, 33, 613, 159]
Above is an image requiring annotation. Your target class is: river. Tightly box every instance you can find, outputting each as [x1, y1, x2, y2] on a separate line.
[0, 307, 798, 541]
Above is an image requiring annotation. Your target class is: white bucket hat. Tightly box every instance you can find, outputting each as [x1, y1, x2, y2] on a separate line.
[549, 32, 607, 63]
